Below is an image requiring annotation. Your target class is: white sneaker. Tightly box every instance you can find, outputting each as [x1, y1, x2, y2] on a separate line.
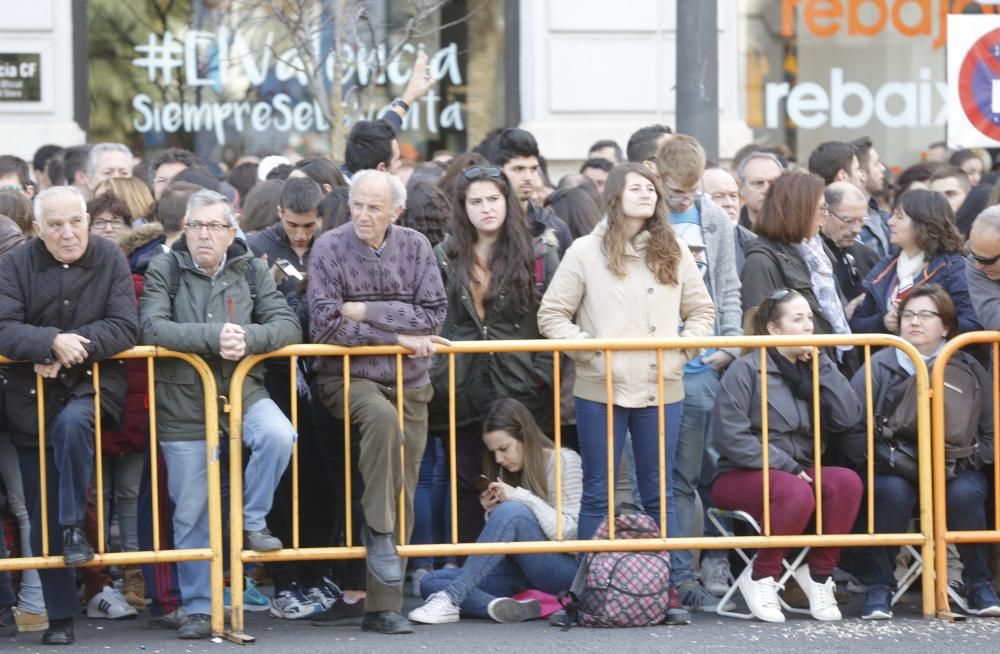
[736, 568, 785, 623]
[700, 555, 732, 597]
[87, 586, 139, 620]
[407, 591, 460, 624]
[793, 564, 842, 621]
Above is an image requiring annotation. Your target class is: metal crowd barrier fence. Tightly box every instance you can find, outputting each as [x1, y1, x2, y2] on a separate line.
[224, 334, 935, 640]
[0, 347, 225, 637]
[931, 331, 1000, 620]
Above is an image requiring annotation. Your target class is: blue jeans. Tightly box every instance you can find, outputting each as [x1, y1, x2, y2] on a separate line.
[574, 397, 683, 541]
[0, 502, 15, 608]
[671, 368, 719, 583]
[419, 502, 578, 618]
[411, 436, 449, 570]
[865, 469, 992, 589]
[161, 398, 294, 614]
[50, 396, 96, 526]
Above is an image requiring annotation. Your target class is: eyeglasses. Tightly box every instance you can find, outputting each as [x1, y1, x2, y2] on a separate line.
[462, 166, 503, 180]
[763, 288, 797, 322]
[93, 218, 126, 230]
[967, 248, 1000, 267]
[828, 206, 866, 227]
[184, 222, 230, 234]
[667, 191, 703, 205]
[900, 309, 940, 322]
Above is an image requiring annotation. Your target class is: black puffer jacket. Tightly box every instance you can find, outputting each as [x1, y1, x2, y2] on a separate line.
[0, 236, 138, 447]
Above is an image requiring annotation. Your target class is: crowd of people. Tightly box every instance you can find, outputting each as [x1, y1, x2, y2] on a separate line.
[4, 80, 1000, 645]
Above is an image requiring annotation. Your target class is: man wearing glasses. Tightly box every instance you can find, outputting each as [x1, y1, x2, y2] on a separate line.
[966, 207, 1000, 329]
[140, 190, 300, 640]
[820, 182, 879, 318]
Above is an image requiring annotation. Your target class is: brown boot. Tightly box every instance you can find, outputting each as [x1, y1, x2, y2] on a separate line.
[122, 567, 147, 611]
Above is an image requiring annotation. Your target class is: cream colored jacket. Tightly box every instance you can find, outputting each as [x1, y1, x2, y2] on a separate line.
[537, 221, 715, 407]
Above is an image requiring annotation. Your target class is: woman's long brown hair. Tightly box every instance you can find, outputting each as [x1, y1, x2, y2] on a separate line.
[482, 398, 555, 499]
[600, 163, 682, 285]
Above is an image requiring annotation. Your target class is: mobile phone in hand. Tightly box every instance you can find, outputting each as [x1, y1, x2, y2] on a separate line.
[473, 474, 492, 493]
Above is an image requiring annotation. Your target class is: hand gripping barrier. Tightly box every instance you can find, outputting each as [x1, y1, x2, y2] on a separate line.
[0, 347, 225, 636]
[224, 334, 936, 640]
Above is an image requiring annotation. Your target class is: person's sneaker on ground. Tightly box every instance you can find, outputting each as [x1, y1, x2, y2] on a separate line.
[861, 584, 894, 620]
[148, 608, 186, 630]
[12, 606, 48, 632]
[310, 595, 366, 626]
[663, 587, 691, 625]
[736, 569, 784, 623]
[0, 605, 17, 638]
[700, 555, 731, 597]
[407, 590, 460, 624]
[408, 567, 431, 598]
[224, 577, 270, 612]
[486, 597, 541, 623]
[270, 583, 323, 620]
[306, 577, 342, 611]
[244, 528, 282, 552]
[793, 565, 842, 621]
[177, 612, 211, 639]
[967, 581, 1000, 617]
[87, 586, 138, 620]
[676, 579, 735, 613]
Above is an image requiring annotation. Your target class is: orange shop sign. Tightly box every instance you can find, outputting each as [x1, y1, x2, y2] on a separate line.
[781, 0, 997, 49]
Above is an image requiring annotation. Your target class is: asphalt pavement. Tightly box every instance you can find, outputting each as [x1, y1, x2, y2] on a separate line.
[5, 592, 1000, 654]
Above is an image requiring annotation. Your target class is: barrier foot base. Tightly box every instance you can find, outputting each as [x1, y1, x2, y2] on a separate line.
[936, 610, 967, 622]
[223, 630, 257, 644]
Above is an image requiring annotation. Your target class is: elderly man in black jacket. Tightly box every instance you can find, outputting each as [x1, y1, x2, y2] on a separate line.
[0, 186, 138, 646]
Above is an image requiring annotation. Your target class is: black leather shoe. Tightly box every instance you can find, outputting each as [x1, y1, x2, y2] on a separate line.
[62, 527, 94, 567]
[41, 618, 74, 645]
[0, 605, 16, 637]
[360, 526, 402, 586]
[361, 610, 414, 634]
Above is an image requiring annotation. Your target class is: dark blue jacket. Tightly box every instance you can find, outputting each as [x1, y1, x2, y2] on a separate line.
[848, 252, 980, 335]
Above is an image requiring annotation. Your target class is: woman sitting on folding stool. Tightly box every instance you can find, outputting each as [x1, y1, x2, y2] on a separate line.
[711, 289, 863, 623]
[846, 284, 1000, 620]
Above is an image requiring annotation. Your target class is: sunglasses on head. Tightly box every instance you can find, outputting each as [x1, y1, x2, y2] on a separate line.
[763, 288, 798, 322]
[462, 166, 503, 180]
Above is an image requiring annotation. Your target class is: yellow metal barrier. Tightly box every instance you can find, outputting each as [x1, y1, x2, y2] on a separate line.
[0, 347, 225, 637]
[225, 334, 936, 639]
[931, 331, 1000, 620]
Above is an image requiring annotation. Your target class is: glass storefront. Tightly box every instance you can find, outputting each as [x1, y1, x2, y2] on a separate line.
[87, 0, 510, 167]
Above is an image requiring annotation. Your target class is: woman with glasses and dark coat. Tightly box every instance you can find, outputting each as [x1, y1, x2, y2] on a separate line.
[711, 289, 862, 624]
[425, 166, 560, 547]
[848, 189, 979, 336]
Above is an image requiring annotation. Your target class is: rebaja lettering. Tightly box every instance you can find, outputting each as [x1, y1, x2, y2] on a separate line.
[781, 0, 993, 49]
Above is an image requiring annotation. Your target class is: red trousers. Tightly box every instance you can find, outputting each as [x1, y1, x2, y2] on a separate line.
[710, 466, 862, 579]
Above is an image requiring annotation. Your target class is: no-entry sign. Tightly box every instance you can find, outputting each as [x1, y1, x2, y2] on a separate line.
[948, 15, 1000, 148]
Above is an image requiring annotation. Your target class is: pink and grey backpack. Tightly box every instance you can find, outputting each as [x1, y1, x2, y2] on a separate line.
[562, 510, 672, 628]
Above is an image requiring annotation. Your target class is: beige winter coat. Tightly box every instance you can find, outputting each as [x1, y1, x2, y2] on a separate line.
[537, 221, 715, 407]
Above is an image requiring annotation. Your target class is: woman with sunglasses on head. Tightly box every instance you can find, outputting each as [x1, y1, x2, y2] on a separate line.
[849, 189, 979, 336]
[844, 285, 1000, 620]
[408, 398, 581, 624]
[537, 163, 715, 548]
[711, 289, 862, 623]
[424, 166, 560, 550]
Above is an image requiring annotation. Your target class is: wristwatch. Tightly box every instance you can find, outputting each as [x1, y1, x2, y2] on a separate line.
[391, 97, 410, 112]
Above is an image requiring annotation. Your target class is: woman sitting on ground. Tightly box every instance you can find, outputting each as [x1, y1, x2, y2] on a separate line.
[846, 284, 1000, 620]
[408, 398, 581, 624]
[711, 289, 863, 623]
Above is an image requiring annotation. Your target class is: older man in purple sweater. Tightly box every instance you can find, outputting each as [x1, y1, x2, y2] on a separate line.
[308, 169, 448, 634]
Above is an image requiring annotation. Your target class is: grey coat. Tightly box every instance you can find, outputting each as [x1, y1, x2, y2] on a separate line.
[967, 264, 1000, 330]
[697, 199, 743, 359]
[712, 351, 862, 478]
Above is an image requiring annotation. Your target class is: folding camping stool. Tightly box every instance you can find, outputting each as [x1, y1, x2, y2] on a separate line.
[893, 543, 968, 612]
[706, 508, 812, 619]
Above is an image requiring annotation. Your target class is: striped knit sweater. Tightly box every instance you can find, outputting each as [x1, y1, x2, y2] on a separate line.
[507, 448, 582, 541]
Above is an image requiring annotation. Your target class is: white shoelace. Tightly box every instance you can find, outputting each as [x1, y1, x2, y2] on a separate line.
[813, 578, 838, 611]
[756, 577, 783, 611]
